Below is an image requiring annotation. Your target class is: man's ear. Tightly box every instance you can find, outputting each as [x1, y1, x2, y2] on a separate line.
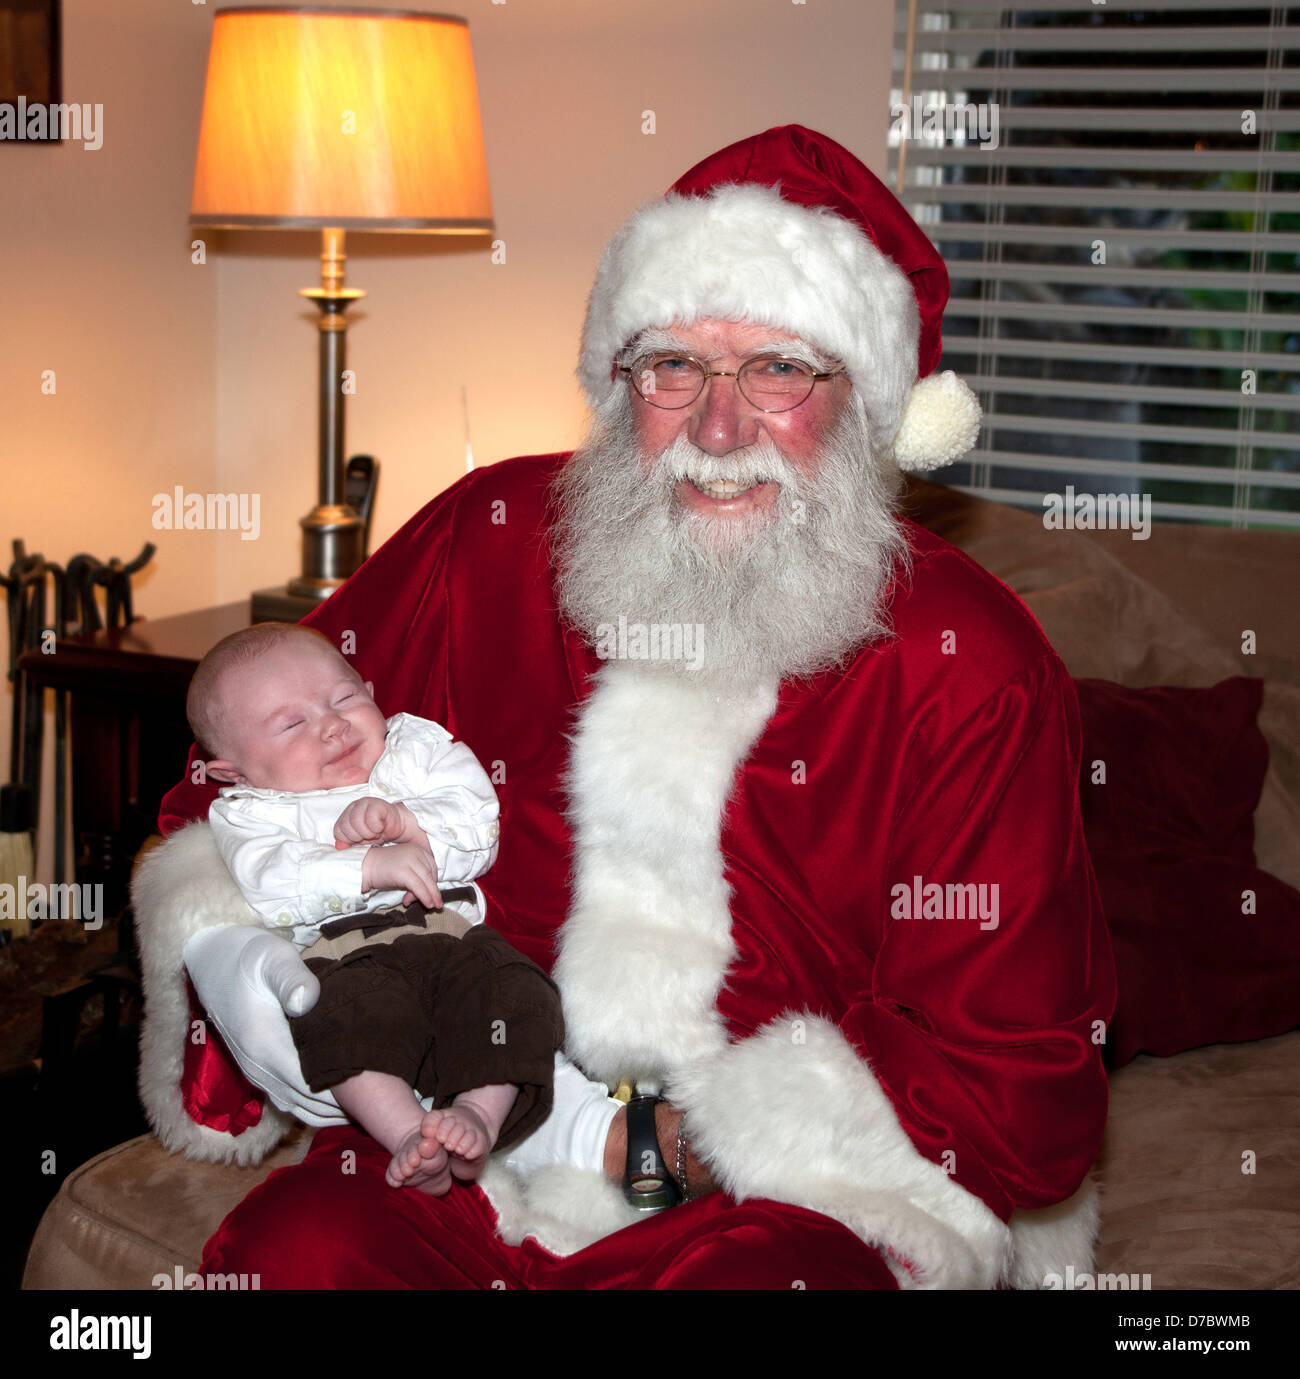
[205, 760, 244, 785]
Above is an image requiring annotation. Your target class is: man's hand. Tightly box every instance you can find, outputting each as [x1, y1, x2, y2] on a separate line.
[362, 840, 442, 910]
[333, 797, 408, 849]
[182, 925, 347, 1128]
[238, 929, 320, 1016]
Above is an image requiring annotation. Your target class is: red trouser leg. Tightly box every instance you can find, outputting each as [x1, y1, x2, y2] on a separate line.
[201, 1125, 901, 1290]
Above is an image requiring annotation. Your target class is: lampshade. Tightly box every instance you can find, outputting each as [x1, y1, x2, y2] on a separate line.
[190, 6, 494, 232]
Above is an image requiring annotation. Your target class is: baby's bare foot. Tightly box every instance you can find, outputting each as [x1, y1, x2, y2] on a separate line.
[386, 1124, 452, 1195]
[422, 1105, 494, 1181]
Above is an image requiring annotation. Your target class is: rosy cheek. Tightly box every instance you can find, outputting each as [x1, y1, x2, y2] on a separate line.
[634, 408, 678, 463]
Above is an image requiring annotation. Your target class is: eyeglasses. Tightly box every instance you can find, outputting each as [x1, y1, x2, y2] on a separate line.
[617, 352, 845, 413]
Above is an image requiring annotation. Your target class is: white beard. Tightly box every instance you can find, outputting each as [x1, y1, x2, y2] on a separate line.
[550, 391, 910, 687]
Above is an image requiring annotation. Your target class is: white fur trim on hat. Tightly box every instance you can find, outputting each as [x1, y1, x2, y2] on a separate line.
[578, 182, 920, 454]
[891, 370, 983, 472]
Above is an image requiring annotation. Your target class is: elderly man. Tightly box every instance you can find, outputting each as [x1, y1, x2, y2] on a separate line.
[137, 125, 1115, 1290]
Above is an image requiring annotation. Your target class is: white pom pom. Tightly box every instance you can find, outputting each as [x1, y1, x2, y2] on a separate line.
[890, 371, 982, 472]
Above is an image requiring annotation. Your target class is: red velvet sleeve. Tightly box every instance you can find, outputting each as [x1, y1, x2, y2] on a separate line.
[846, 651, 1117, 1222]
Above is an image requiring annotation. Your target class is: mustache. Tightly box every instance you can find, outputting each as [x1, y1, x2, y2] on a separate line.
[655, 436, 797, 492]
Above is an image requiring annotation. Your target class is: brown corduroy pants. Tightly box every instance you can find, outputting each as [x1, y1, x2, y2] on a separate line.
[289, 902, 565, 1154]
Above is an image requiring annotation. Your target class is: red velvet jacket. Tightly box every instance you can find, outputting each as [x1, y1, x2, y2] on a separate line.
[160, 452, 1116, 1286]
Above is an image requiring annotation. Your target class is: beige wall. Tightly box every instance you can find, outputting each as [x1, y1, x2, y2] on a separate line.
[2, 0, 893, 881]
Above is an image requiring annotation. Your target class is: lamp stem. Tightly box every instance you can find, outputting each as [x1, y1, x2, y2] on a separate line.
[318, 226, 347, 508]
[286, 227, 367, 602]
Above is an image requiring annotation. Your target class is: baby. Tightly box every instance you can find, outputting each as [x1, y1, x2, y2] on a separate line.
[186, 621, 564, 1193]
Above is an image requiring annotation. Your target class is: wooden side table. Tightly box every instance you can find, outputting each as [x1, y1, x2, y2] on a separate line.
[18, 603, 249, 918]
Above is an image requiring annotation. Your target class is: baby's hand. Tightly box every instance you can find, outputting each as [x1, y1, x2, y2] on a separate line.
[362, 841, 442, 910]
[334, 797, 405, 849]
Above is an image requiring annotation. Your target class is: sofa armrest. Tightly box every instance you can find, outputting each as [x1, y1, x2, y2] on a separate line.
[22, 1128, 311, 1291]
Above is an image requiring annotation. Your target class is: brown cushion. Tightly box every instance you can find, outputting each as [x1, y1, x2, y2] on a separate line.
[900, 478, 1300, 894]
[1094, 1030, 1300, 1289]
[22, 1128, 310, 1290]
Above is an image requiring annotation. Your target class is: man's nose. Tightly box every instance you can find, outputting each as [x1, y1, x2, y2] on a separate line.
[689, 372, 758, 456]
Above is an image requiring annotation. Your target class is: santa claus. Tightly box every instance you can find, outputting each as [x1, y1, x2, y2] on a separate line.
[134, 125, 1116, 1289]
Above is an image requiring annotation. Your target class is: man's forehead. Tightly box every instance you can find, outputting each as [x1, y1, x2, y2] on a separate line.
[631, 320, 834, 364]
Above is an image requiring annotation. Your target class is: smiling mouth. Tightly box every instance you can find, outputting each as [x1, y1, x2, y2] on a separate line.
[689, 477, 767, 500]
[330, 743, 359, 764]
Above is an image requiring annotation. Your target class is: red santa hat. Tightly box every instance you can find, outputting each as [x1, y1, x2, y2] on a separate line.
[578, 124, 981, 472]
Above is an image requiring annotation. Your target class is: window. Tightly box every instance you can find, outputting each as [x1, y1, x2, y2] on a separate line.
[888, 0, 1300, 527]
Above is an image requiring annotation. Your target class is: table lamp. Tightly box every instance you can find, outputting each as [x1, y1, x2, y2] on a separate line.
[190, 5, 494, 620]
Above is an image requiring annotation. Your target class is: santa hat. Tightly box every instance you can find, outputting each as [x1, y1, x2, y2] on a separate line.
[578, 125, 981, 472]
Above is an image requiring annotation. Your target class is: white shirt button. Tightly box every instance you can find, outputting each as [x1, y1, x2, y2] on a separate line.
[488, 822, 500, 840]
[275, 912, 293, 927]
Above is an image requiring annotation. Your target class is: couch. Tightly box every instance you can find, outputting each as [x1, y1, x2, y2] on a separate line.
[23, 478, 1300, 1290]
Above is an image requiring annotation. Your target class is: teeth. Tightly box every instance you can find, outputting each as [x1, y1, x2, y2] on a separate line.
[694, 478, 759, 499]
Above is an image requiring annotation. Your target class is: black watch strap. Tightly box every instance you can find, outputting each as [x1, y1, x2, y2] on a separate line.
[622, 1095, 681, 1212]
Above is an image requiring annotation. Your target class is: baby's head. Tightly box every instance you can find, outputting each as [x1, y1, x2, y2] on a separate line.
[187, 622, 387, 792]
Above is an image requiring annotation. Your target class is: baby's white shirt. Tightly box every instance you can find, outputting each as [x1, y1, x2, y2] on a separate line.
[208, 712, 500, 947]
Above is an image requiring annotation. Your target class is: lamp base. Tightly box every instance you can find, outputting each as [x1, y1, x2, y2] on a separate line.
[297, 502, 366, 589]
[250, 585, 327, 624]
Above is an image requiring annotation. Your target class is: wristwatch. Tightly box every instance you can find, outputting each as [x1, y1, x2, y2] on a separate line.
[621, 1094, 682, 1213]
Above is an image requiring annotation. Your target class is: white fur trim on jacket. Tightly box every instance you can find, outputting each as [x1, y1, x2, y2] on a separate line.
[551, 659, 1102, 1286]
[552, 662, 778, 1086]
[132, 822, 294, 1165]
[578, 182, 921, 456]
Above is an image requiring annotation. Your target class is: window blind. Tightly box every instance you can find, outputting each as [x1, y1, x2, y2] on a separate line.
[888, 0, 1300, 528]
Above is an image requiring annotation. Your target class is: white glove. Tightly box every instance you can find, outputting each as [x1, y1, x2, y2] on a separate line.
[183, 925, 346, 1127]
[501, 1051, 621, 1176]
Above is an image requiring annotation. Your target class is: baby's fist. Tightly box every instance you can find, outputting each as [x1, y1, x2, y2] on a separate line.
[334, 797, 402, 848]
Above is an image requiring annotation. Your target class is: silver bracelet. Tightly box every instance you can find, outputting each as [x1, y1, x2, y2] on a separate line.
[675, 1121, 690, 1202]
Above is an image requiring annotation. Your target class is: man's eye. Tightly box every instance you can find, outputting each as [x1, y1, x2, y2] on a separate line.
[752, 359, 802, 377]
[654, 356, 691, 372]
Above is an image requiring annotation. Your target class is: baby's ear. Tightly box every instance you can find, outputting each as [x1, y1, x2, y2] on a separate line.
[364, 680, 376, 698]
[205, 760, 244, 785]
